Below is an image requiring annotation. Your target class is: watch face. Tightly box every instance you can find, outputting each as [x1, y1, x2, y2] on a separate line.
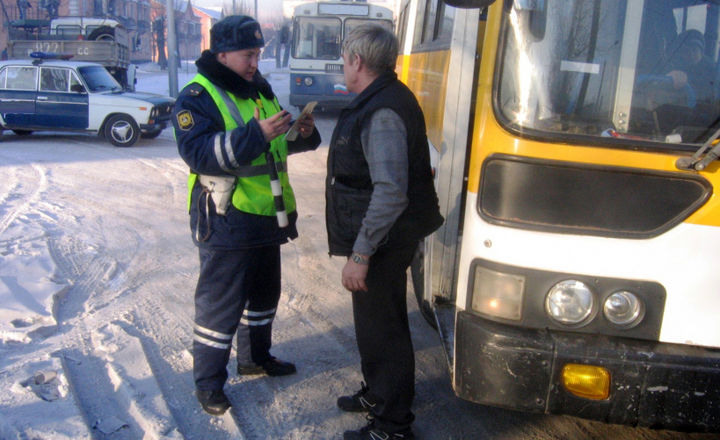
[352, 254, 368, 264]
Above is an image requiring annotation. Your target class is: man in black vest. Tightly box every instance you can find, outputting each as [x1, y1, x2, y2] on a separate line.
[326, 25, 443, 440]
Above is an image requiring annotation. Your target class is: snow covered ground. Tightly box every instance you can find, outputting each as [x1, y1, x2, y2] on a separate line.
[0, 60, 717, 440]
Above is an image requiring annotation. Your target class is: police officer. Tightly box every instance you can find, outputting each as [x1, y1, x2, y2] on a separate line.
[172, 15, 321, 416]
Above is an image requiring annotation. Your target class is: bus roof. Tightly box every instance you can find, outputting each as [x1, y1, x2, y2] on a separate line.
[293, 1, 393, 19]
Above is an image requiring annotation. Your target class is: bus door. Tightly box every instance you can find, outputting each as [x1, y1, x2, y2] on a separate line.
[399, 0, 487, 363]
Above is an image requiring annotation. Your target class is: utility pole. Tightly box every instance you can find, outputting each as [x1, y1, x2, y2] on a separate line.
[254, 0, 257, 18]
[166, 0, 178, 97]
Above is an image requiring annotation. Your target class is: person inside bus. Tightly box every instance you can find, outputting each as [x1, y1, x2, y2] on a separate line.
[326, 25, 443, 440]
[637, 29, 719, 134]
[664, 30, 715, 108]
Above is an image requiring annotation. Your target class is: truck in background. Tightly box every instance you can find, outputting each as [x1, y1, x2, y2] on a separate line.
[6, 17, 135, 91]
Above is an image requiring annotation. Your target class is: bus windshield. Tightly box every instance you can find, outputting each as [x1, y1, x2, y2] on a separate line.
[294, 17, 342, 59]
[497, 0, 720, 148]
[345, 18, 393, 36]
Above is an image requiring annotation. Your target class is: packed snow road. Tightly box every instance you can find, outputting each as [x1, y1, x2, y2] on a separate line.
[0, 64, 717, 440]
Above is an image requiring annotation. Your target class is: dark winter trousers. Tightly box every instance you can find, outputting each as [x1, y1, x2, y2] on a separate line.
[351, 243, 418, 433]
[193, 245, 281, 391]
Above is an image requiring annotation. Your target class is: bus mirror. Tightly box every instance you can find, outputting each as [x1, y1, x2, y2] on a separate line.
[442, 0, 496, 9]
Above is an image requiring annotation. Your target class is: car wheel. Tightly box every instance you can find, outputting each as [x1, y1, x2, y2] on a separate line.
[12, 129, 33, 136]
[140, 128, 163, 139]
[104, 114, 139, 147]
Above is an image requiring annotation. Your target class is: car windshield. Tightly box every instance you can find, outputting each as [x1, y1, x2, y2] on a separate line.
[497, 0, 720, 148]
[77, 66, 122, 92]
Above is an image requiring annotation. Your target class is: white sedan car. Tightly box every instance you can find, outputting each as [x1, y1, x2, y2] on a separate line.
[0, 56, 174, 147]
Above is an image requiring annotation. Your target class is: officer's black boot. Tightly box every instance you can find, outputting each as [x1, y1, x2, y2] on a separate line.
[196, 389, 231, 415]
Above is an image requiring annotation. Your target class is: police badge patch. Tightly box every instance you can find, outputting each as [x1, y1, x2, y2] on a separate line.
[177, 110, 194, 131]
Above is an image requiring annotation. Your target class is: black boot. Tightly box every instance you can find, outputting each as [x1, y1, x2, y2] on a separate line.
[196, 389, 231, 415]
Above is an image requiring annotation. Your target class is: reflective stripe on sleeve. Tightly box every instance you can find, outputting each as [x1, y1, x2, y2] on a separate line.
[224, 130, 240, 168]
[214, 133, 230, 172]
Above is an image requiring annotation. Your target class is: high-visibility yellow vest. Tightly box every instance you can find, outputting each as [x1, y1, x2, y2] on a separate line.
[186, 74, 296, 217]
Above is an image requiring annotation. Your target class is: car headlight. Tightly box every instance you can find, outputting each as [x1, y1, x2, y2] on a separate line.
[545, 280, 594, 325]
[304, 76, 313, 86]
[470, 266, 524, 320]
[603, 290, 644, 327]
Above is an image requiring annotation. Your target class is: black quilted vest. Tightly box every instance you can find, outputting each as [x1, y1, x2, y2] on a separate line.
[325, 72, 443, 256]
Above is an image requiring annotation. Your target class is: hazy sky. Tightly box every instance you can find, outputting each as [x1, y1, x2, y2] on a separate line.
[193, 0, 285, 22]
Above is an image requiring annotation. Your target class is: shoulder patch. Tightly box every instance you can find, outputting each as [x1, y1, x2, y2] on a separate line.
[176, 110, 195, 131]
[184, 83, 205, 97]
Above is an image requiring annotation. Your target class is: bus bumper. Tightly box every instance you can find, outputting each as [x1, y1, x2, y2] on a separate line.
[455, 311, 720, 432]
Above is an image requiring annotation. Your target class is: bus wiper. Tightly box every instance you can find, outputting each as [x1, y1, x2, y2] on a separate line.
[675, 126, 720, 171]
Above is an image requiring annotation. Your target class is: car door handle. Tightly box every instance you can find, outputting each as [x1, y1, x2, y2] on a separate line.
[37, 96, 48, 101]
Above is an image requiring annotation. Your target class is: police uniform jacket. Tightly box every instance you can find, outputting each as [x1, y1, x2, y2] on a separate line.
[326, 72, 443, 256]
[174, 50, 321, 249]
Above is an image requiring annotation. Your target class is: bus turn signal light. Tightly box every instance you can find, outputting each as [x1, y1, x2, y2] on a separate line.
[562, 364, 610, 400]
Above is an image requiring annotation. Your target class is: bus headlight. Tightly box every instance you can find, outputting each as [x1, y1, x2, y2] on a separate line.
[545, 280, 594, 325]
[303, 76, 313, 86]
[470, 266, 524, 320]
[603, 291, 644, 327]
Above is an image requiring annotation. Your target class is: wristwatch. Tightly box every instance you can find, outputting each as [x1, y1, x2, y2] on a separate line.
[350, 252, 369, 265]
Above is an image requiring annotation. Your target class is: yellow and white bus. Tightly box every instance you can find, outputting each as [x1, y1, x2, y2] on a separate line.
[401, 0, 720, 432]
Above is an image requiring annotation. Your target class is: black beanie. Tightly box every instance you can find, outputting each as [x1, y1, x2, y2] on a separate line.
[210, 15, 265, 54]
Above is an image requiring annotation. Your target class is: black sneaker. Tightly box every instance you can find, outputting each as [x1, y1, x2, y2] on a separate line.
[337, 382, 378, 412]
[196, 389, 231, 415]
[343, 418, 414, 440]
[237, 357, 297, 376]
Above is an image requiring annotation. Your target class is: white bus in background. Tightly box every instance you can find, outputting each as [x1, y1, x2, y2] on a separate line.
[288, 1, 393, 111]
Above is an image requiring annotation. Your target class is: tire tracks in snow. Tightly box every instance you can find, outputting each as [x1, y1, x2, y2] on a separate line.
[49, 231, 244, 439]
[0, 162, 46, 238]
[120, 298, 244, 440]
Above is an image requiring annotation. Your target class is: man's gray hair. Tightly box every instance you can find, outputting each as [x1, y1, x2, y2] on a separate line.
[342, 24, 398, 75]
